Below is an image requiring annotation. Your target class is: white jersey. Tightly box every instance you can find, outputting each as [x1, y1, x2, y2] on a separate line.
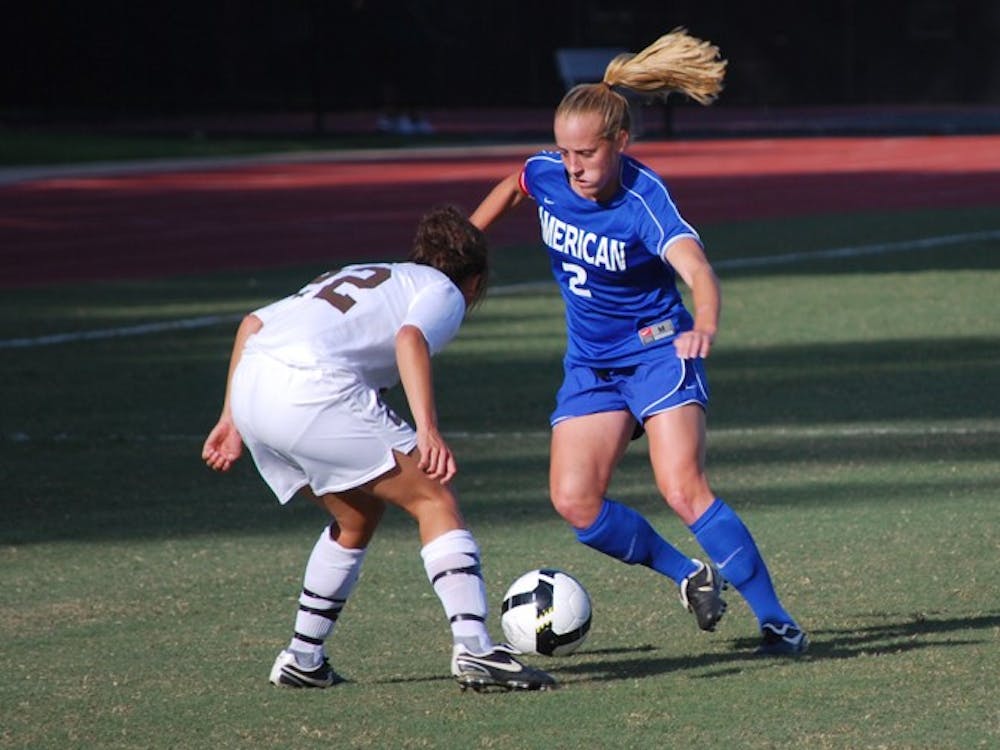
[246, 262, 465, 390]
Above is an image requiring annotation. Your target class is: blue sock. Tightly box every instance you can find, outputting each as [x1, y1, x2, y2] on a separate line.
[576, 499, 698, 583]
[689, 498, 794, 628]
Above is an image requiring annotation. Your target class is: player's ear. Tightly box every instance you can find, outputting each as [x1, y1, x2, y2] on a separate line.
[614, 128, 629, 153]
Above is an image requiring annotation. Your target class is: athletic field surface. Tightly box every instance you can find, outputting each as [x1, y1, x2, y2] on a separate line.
[1, 129, 998, 749]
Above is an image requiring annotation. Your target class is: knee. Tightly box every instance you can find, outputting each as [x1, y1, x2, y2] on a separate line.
[329, 513, 382, 549]
[658, 478, 714, 526]
[550, 477, 603, 529]
[332, 524, 373, 549]
[409, 484, 460, 519]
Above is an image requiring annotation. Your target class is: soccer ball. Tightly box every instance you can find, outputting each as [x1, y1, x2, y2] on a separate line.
[500, 568, 592, 656]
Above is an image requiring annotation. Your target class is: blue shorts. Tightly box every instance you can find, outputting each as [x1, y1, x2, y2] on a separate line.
[551, 352, 710, 430]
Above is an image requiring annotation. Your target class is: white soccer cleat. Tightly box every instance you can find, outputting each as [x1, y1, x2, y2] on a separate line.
[268, 649, 344, 688]
[451, 644, 557, 692]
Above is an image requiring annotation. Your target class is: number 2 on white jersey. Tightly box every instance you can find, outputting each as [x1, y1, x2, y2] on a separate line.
[312, 266, 392, 313]
[562, 262, 592, 298]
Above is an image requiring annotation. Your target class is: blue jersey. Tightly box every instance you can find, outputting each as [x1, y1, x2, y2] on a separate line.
[520, 151, 700, 367]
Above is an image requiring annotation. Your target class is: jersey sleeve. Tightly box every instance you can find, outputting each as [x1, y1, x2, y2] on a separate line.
[250, 294, 300, 325]
[517, 168, 532, 198]
[638, 184, 701, 261]
[401, 280, 466, 355]
[520, 151, 562, 201]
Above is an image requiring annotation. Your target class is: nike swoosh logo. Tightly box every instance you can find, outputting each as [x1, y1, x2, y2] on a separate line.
[625, 534, 638, 561]
[717, 546, 744, 569]
[459, 656, 523, 673]
[543, 197, 555, 204]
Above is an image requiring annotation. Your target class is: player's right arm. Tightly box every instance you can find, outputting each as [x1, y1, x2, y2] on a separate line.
[470, 171, 526, 231]
[202, 313, 263, 472]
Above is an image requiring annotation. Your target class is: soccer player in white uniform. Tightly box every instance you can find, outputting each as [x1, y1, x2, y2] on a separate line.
[471, 31, 807, 655]
[202, 205, 554, 690]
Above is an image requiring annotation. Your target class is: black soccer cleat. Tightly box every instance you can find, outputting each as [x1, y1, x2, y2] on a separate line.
[679, 559, 728, 632]
[756, 622, 809, 656]
[451, 643, 557, 692]
[269, 649, 345, 688]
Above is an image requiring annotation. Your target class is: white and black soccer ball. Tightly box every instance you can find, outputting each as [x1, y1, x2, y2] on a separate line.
[500, 568, 592, 656]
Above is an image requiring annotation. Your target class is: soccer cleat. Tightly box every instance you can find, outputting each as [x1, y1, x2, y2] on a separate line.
[756, 623, 809, 656]
[679, 559, 728, 631]
[269, 649, 344, 688]
[451, 643, 557, 692]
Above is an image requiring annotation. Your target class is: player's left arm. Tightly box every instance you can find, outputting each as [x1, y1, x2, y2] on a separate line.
[395, 324, 457, 484]
[202, 313, 262, 472]
[665, 237, 720, 359]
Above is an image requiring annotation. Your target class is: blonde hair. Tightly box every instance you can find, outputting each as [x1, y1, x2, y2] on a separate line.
[556, 28, 727, 139]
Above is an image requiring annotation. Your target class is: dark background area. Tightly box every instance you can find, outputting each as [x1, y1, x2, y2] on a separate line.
[3, 0, 999, 122]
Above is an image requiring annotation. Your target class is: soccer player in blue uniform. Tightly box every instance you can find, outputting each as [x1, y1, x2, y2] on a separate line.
[471, 30, 807, 655]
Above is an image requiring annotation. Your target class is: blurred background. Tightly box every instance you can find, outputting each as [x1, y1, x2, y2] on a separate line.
[3, 0, 1000, 137]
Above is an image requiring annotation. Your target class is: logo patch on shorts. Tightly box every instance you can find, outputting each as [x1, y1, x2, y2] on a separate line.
[638, 320, 675, 345]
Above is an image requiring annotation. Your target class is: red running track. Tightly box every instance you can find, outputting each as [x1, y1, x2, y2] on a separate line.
[1, 135, 998, 287]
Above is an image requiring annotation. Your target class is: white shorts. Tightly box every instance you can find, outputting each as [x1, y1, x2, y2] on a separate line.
[230, 352, 417, 504]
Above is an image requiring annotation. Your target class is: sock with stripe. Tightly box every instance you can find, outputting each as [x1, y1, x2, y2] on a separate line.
[288, 525, 366, 667]
[421, 528, 492, 654]
[575, 498, 699, 584]
[689, 498, 795, 627]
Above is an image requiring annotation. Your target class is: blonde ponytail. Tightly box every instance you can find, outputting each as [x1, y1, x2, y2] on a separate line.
[556, 28, 726, 140]
[604, 28, 726, 105]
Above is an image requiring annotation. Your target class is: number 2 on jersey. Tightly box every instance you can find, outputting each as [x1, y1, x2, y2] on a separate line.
[314, 266, 392, 312]
[562, 262, 593, 298]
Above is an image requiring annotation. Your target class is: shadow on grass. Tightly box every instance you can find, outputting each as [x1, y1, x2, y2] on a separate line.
[799, 610, 1000, 656]
[1, 420, 997, 545]
[371, 645, 660, 687]
[366, 612, 1000, 687]
[432, 336, 1000, 432]
[557, 611, 1000, 684]
[1, 335, 997, 544]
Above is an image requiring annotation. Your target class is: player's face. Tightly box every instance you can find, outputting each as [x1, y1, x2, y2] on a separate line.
[554, 111, 628, 202]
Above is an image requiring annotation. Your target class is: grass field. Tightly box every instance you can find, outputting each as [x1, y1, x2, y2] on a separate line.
[2, 193, 999, 748]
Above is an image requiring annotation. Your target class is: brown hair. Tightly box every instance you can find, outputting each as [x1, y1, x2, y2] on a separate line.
[555, 28, 727, 140]
[408, 204, 489, 307]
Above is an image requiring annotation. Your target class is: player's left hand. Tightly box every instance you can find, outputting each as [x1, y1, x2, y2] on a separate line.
[673, 329, 714, 359]
[416, 428, 457, 484]
[202, 417, 244, 472]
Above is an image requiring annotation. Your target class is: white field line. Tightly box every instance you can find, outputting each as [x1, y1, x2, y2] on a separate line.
[0, 314, 243, 349]
[3, 229, 998, 350]
[6, 422, 999, 445]
[712, 229, 1000, 269]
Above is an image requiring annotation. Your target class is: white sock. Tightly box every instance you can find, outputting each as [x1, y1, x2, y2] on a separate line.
[421, 528, 492, 654]
[288, 526, 366, 665]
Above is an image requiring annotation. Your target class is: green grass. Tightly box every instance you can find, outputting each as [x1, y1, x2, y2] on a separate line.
[2, 207, 999, 749]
